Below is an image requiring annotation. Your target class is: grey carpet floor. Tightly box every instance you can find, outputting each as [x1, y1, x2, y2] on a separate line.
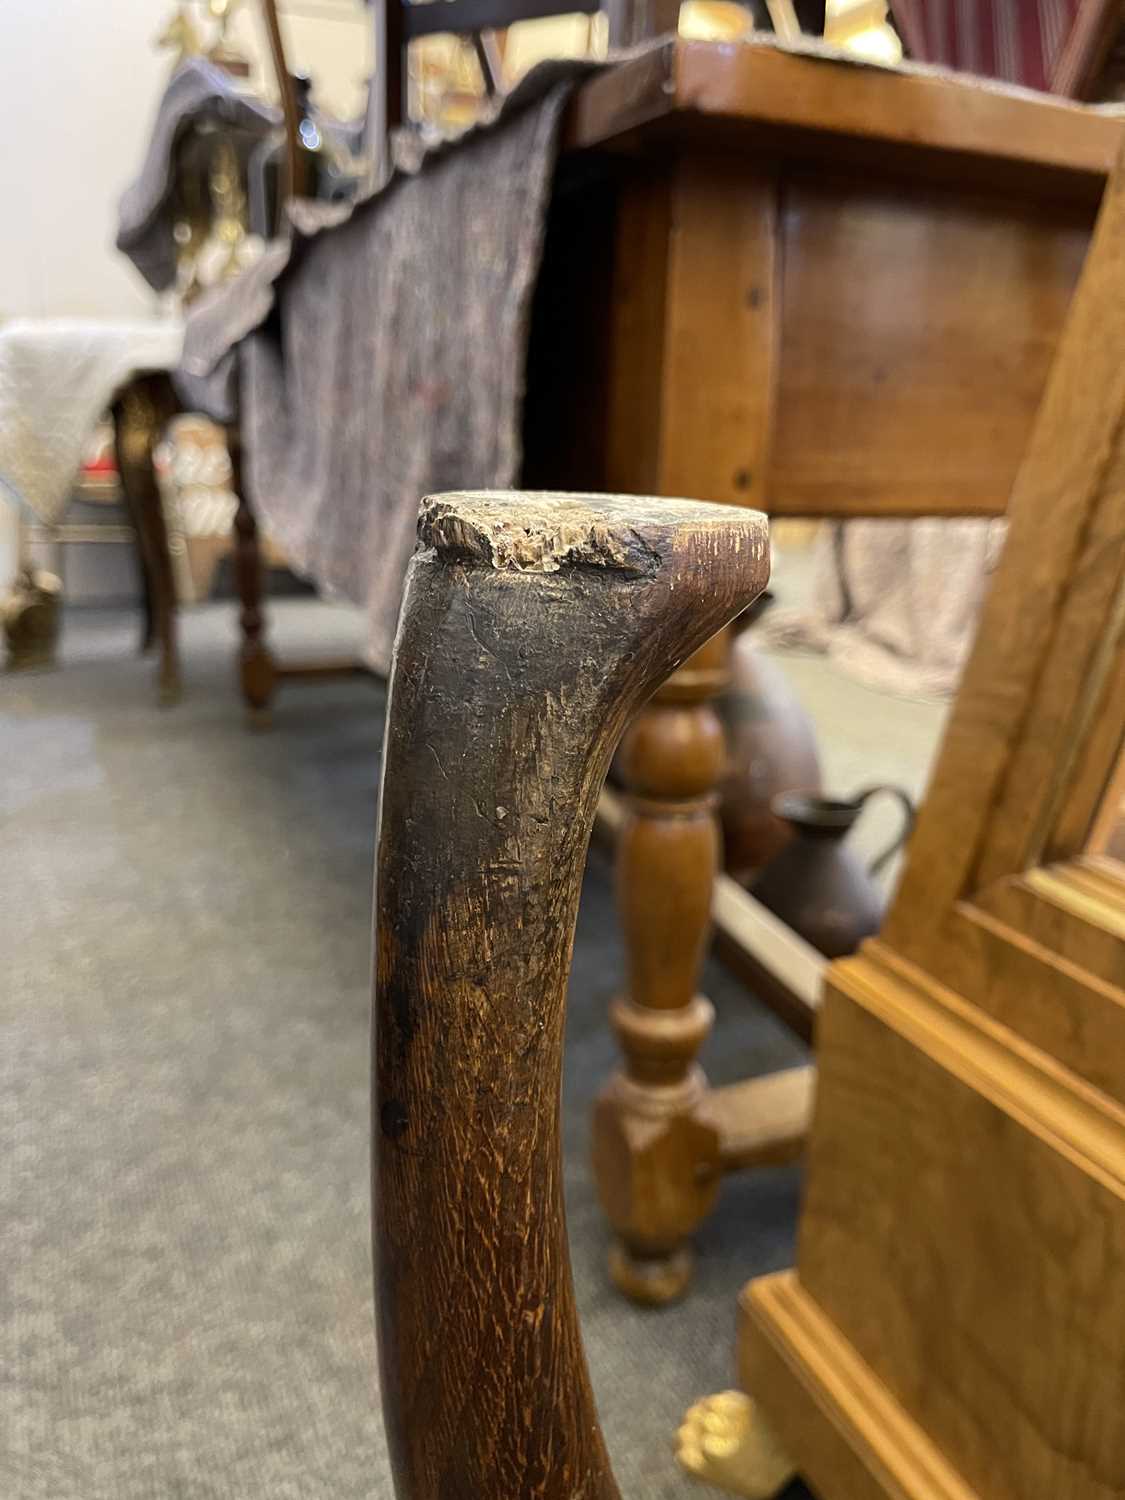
[2, 601, 813, 1500]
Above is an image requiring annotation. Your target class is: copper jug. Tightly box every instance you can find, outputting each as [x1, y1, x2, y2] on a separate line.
[718, 644, 823, 884]
[750, 785, 915, 959]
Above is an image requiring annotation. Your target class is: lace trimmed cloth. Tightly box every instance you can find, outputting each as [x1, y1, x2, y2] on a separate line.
[0, 319, 183, 524]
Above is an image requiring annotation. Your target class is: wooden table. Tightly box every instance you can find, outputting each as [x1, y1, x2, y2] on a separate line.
[518, 37, 1125, 1304]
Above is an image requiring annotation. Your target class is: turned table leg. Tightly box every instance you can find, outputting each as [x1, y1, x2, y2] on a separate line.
[113, 373, 181, 706]
[593, 625, 732, 1304]
[373, 491, 768, 1500]
[227, 426, 277, 722]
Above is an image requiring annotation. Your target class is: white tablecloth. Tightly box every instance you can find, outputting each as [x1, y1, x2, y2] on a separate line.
[0, 319, 183, 524]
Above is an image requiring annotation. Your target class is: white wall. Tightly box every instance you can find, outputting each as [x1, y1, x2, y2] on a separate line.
[0, 0, 371, 322]
[1, 0, 173, 320]
[0, 0, 371, 581]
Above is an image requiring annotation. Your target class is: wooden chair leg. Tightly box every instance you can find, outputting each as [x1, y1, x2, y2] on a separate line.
[373, 491, 768, 1500]
[113, 373, 181, 706]
[133, 532, 157, 656]
[592, 625, 733, 1304]
[227, 426, 277, 723]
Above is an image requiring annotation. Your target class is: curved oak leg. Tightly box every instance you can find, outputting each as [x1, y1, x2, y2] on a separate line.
[373, 491, 769, 1500]
[113, 373, 181, 706]
[593, 626, 733, 1304]
[227, 425, 277, 724]
[677, 1391, 797, 1499]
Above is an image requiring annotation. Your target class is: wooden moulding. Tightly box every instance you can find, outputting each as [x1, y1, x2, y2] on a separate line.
[739, 1268, 979, 1500]
[372, 490, 769, 1500]
[740, 945, 1125, 1500]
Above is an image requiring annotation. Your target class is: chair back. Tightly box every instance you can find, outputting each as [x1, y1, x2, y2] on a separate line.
[889, 0, 1119, 98]
[259, 0, 312, 207]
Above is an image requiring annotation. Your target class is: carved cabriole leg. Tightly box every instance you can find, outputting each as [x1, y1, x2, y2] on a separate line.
[593, 625, 731, 1304]
[373, 491, 768, 1500]
[227, 425, 277, 722]
[112, 373, 181, 706]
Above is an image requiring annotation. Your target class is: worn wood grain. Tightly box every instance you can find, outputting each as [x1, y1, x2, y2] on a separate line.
[372, 490, 769, 1500]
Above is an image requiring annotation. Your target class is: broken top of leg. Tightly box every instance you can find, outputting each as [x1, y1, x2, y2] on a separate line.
[373, 490, 769, 1500]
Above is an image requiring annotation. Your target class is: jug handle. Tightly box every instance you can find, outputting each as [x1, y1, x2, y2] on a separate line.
[854, 784, 916, 877]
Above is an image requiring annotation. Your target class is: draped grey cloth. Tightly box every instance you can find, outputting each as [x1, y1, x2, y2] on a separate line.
[176, 61, 596, 672]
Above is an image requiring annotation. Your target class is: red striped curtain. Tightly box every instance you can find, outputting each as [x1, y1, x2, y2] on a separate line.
[889, 0, 1084, 92]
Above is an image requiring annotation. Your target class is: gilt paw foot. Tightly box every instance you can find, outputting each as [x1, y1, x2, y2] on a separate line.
[676, 1390, 796, 1499]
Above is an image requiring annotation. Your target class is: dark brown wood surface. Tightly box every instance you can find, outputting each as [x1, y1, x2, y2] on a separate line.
[228, 425, 278, 720]
[112, 372, 181, 706]
[527, 42, 1116, 533]
[372, 491, 769, 1499]
[565, 39, 1125, 196]
[259, 0, 310, 208]
[768, 173, 1091, 517]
